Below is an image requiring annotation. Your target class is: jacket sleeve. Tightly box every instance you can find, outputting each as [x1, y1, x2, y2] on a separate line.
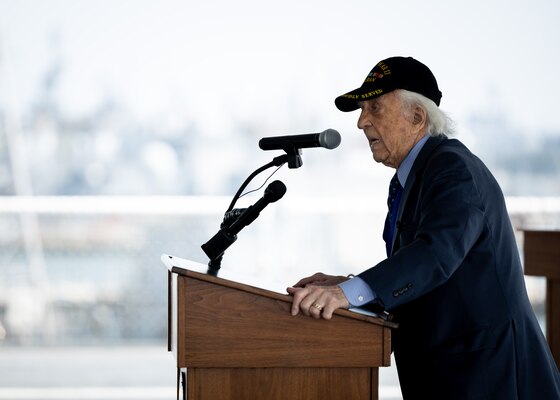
[358, 150, 487, 310]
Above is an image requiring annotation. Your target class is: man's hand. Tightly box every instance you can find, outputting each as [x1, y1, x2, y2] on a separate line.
[292, 272, 349, 288]
[287, 282, 350, 320]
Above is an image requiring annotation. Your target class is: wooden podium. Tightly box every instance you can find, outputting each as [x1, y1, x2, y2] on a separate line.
[163, 255, 397, 400]
[523, 229, 560, 368]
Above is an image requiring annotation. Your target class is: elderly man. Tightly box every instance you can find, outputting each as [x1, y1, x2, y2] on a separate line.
[287, 56, 560, 399]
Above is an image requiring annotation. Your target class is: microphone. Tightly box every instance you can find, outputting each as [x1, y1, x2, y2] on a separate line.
[201, 180, 287, 261]
[228, 180, 286, 234]
[259, 129, 341, 151]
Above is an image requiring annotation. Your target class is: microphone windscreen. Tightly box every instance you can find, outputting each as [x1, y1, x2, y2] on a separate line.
[264, 180, 287, 202]
[319, 129, 341, 149]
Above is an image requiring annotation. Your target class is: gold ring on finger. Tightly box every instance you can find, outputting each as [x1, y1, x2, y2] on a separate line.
[312, 303, 324, 311]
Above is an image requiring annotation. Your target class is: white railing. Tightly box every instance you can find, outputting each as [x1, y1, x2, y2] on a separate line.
[0, 195, 558, 345]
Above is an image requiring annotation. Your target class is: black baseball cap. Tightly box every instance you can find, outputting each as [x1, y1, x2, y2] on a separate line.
[334, 56, 442, 112]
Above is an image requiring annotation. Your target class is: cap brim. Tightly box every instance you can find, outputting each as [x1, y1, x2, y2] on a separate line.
[334, 86, 391, 112]
[334, 88, 363, 112]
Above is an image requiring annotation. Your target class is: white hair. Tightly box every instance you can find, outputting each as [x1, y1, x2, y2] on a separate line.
[396, 89, 456, 136]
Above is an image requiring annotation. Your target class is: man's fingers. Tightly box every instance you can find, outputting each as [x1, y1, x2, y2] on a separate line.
[288, 286, 322, 317]
[286, 286, 297, 295]
[288, 286, 308, 316]
[311, 287, 350, 320]
[292, 272, 326, 288]
[308, 300, 325, 319]
[288, 284, 350, 320]
[321, 300, 340, 320]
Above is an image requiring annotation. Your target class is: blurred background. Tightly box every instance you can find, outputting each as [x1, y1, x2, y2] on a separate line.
[1, 0, 559, 399]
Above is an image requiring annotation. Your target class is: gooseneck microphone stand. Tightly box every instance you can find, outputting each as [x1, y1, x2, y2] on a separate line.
[226, 154, 289, 214]
[202, 154, 290, 276]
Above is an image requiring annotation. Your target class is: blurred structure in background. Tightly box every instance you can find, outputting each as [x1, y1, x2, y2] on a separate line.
[1, 1, 560, 398]
[0, 196, 559, 347]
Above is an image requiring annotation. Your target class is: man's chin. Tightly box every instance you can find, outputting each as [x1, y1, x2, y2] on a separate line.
[372, 153, 389, 166]
[374, 157, 397, 169]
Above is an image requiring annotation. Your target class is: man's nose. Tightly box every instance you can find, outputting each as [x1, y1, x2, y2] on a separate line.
[357, 110, 369, 130]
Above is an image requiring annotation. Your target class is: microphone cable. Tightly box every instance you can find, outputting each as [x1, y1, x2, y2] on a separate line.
[225, 154, 288, 213]
[238, 162, 285, 200]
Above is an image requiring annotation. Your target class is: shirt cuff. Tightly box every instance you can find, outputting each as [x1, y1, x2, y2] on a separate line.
[338, 276, 376, 307]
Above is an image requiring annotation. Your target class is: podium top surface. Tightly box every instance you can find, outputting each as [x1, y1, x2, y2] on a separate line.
[161, 253, 287, 293]
[162, 253, 397, 328]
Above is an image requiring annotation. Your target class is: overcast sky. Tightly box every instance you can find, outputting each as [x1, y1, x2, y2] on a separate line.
[1, 0, 559, 141]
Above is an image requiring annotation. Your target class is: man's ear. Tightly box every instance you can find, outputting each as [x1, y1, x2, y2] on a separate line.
[413, 106, 427, 129]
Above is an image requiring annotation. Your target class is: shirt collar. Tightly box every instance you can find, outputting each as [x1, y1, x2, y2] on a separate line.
[397, 134, 429, 188]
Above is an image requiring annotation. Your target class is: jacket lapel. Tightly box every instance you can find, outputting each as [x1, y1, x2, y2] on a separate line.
[390, 135, 448, 254]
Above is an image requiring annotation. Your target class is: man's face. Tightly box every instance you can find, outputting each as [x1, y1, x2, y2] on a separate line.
[357, 91, 424, 169]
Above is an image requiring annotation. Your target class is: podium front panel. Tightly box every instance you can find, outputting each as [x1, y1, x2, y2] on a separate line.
[175, 271, 392, 368]
[187, 367, 377, 400]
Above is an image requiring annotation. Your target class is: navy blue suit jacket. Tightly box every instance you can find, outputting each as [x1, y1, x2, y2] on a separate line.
[359, 136, 560, 399]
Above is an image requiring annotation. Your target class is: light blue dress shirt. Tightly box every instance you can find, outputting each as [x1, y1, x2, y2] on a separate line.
[339, 134, 430, 307]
